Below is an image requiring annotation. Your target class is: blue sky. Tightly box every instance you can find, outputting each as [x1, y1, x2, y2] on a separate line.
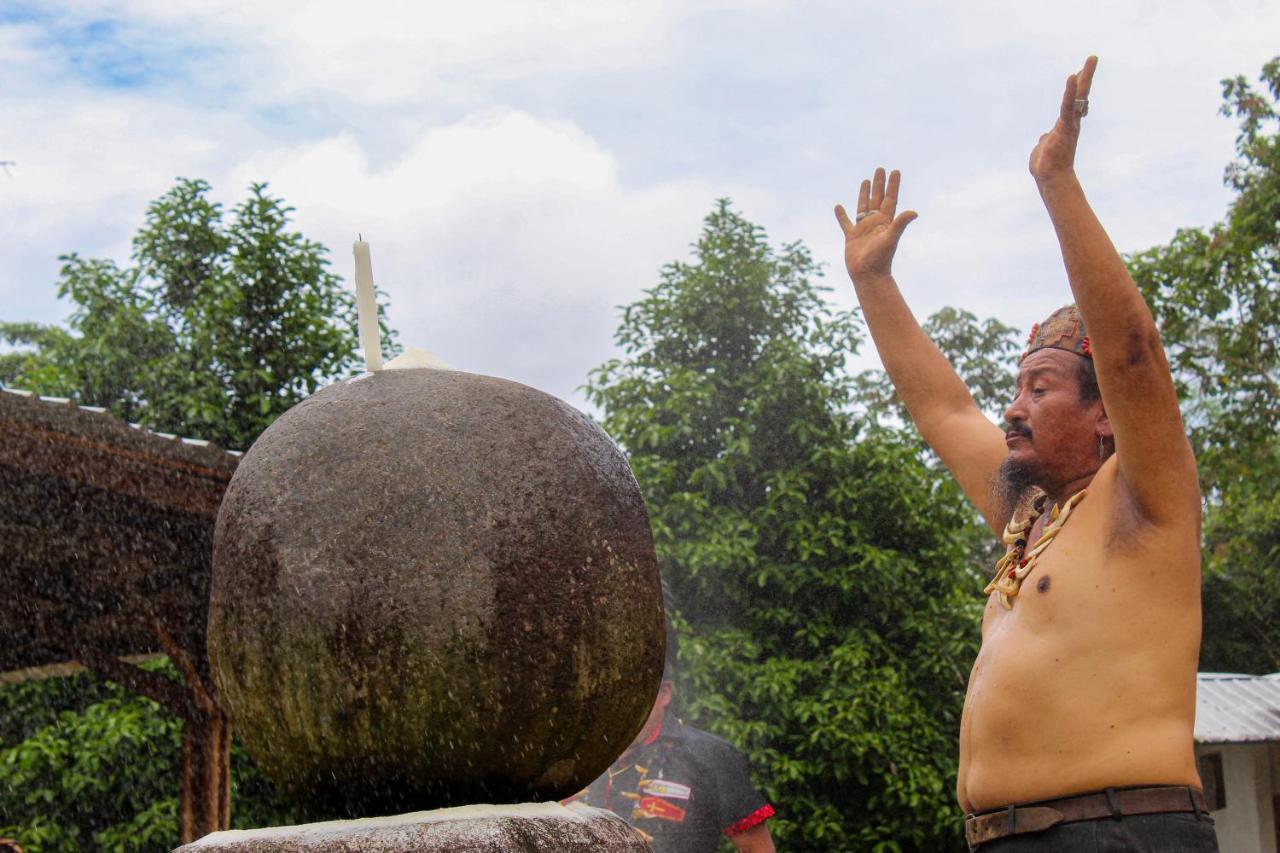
[3, 0, 1278, 409]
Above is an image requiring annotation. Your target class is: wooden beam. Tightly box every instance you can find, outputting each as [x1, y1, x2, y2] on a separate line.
[0, 418, 230, 516]
[0, 653, 166, 686]
[72, 646, 191, 719]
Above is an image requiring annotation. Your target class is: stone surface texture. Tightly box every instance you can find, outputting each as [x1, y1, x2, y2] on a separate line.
[175, 802, 653, 852]
[209, 369, 664, 818]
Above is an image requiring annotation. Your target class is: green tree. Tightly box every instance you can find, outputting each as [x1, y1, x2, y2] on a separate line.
[855, 307, 1020, 427]
[1127, 57, 1280, 674]
[0, 178, 395, 847]
[0, 666, 299, 852]
[586, 200, 985, 851]
[1, 177, 398, 450]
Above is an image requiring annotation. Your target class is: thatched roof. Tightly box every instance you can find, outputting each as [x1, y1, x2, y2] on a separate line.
[0, 387, 240, 678]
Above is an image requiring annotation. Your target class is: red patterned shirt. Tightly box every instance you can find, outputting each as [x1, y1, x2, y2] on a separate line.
[570, 716, 775, 853]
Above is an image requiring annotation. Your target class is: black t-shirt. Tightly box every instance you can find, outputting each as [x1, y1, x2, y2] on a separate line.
[572, 716, 774, 853]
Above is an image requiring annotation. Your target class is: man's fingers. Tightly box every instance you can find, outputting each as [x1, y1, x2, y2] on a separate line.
[870, 167, 886, 210]
[882, 169, 902, 219]
[834, 204, 855, 235]
[890, 210, 918, 241]
[1058, 57, 1097, 125]
[846, 170, 903, 230]
[1058, 72, 1078, 123]
[1077, 55, 1098, 100]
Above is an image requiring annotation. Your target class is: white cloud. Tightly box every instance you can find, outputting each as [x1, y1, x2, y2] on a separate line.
[34, 0, 727, 106]
[0, 96, 263, 328]
[4, 0, 1278, 409]
[224, 109, 759, 405]
[0, 0, 762, 407]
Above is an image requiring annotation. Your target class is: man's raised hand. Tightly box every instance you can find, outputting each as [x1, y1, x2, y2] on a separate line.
[834, 167, 918, 285]
[1029, 55, 1098, 186]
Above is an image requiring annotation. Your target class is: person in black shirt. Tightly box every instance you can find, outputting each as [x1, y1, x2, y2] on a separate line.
[569, 617, 776, 852]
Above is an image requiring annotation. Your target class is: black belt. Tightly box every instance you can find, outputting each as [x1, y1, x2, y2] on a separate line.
[964, 785, 1209, 848]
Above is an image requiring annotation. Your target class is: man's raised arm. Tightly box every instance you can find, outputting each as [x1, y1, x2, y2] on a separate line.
[835, 169, 1007, 533]
[1029, 57, 1200, 526]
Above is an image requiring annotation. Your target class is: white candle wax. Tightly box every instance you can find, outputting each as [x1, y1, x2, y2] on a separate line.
[352, 238, 384, 372]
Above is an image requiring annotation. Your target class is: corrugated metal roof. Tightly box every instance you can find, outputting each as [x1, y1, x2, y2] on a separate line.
[1195, 673, 1280, 744]
[1, 385, 242, 457]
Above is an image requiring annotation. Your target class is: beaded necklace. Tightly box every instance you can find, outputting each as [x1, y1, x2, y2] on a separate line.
[985, 489, 1087, 609]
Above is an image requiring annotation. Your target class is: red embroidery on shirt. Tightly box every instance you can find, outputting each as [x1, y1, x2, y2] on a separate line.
[724, 803, 776, 836]
[636, 796, 687, 823]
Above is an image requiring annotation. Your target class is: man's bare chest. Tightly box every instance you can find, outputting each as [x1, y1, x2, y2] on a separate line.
[979, 509, 1195, 644]
[979, 502, 1127, 636]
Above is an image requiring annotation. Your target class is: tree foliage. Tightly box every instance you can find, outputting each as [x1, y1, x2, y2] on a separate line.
[855, 307, 1019, 429]
[586, 200, 985, 851]
[1, 178, 398, 451]
[1127, 57, 1280, 673]
[0, 666, 299, 852]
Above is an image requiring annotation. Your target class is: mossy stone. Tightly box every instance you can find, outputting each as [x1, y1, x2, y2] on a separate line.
[209, 369, 663, 818]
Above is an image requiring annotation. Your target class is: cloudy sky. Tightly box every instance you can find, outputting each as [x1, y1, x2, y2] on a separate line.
[2, 0, 1277, 410]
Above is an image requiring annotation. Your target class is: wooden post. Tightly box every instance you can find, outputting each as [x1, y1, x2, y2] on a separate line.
[156, 622, 232, 842]
[178, 704, 232, 842]
[75, 646, 233, 840]
[71, 620, 235, 844]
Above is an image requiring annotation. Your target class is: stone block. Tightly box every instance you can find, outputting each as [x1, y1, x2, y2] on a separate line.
[175, 803, 652, 852]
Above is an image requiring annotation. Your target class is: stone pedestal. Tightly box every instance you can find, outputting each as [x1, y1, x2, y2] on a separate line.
[174, 802, 651, 852]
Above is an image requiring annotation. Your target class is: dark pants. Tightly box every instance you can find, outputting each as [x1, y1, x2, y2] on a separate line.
[973, 812, 1219, 852]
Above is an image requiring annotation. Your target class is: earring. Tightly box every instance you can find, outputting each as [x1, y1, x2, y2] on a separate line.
[1098, 436, 1105, 460]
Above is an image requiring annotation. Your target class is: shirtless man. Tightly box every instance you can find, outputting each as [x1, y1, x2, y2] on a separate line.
[834, 57, 1219, 851]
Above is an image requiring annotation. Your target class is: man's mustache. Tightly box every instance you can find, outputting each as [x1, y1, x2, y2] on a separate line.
[1004, 422, 1033, 440]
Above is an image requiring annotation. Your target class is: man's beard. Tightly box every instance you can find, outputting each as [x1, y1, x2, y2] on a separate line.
[994, 457, 1038, 525]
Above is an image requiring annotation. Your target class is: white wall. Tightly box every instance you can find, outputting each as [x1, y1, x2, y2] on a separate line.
[1196, 742, 1277, 853]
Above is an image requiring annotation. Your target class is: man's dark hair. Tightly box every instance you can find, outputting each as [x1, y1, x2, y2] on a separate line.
[1075, 356, 1100, 403]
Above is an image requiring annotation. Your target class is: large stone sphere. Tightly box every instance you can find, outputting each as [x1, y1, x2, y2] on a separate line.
[209, 368, 664, 818]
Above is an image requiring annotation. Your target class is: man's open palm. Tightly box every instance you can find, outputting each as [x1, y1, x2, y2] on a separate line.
[834, 167, 917, 283]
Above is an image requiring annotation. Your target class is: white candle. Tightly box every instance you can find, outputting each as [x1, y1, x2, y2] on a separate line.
[352, 236, 383, 372]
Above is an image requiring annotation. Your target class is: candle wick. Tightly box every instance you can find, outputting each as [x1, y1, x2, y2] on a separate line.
[358, 232, 363, 241]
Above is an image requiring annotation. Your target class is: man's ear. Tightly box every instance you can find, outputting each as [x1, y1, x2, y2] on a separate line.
[1095, 403, 1113, 440]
